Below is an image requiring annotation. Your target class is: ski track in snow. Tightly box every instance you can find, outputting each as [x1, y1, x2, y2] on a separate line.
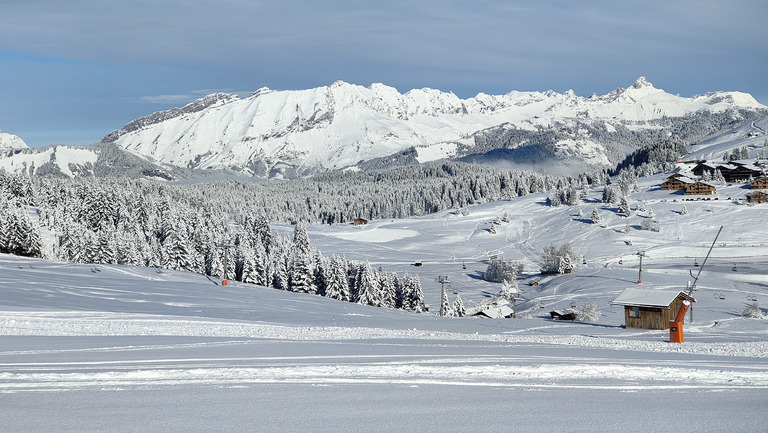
[2, 310, 768, 393]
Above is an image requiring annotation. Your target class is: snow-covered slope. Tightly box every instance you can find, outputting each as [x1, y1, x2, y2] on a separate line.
[685, 115, 768, 161]
[2, 163, 768, 431]
[0, 142, 175, 179]
[103, 78, 766, 177]
[0, 129, 28, 152]
[0, 145, 97, 177]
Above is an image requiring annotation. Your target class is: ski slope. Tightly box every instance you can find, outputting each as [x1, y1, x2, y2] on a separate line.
[2, 168, 768, 432]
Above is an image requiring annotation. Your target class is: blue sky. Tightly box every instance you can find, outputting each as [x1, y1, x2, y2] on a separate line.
[1, 0, 766, 148]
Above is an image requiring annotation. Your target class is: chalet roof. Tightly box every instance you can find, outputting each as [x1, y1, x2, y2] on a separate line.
[665, 173, 696, 182]
[611, 288, 696, 309]
[695, 162, 720, 170]
[732, 164, 762, 172]
[474, 305, 514, 318]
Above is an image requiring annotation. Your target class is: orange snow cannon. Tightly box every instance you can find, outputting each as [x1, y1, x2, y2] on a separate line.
[669, 300, 690, 343]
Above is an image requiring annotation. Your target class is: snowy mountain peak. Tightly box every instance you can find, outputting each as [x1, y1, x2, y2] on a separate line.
[0, 130, 28, 152]
[632, 76, 653, 89]
[249, 87, 274, 98]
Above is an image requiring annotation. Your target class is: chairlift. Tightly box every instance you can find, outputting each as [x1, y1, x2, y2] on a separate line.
[713, 292, 725, 300]
[569, 301, 577, 309]
[732, 265, 737, 272]
[747, 294, 758, 302]
[450, 284, 458, 295]
[694, 259, 699, 267]
[462, 262, 466, 270]
[618, 259, 623, 265]
[582, 258, 587, 265]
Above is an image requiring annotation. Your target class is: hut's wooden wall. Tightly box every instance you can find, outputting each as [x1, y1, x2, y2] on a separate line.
[623, 296, 688, 330]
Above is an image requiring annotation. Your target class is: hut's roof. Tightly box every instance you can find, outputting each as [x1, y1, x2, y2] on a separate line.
[611, 288, 695, 309]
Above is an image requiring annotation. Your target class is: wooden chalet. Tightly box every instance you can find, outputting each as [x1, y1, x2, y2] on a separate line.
[661, 175, 696, 191]
[611, 289, 696, 330]
[750, 177, 768, 189]
[727, 164, 763, 182]
[746, 191, 768, 204]
[684, 181, 716, 195]
[692, 162, 724, 177]
[353, 218, 368, 226]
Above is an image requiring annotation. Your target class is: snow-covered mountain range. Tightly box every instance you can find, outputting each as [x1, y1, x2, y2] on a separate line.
[1, 78, 765, 179]
[99, 77, 765, 177]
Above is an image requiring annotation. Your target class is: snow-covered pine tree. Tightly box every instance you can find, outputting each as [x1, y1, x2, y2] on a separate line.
[312, 252, 328, 296]
[380, 271, 398, 308]
[290, 223, 311, 258]
[451, 294, 466, 317]
[400, 272, 424, 312]
[205, 249, 225, 278]
[1, 207, 44, 258]
[289, 252, 317, 294]
[590, 209, 601, 224]
[601, 185, 617, 204]
[355, 261, 382, 307]
[616, 196, 631, 217]
[161, 222, 193, 272]
[439, 285, 449, 316]
[498, 279, 519, 301]
[557, 243, 576, 274]
[323, 256, 351, 302]
[242, 245, 268, 286]
[95, 225, 117, 264]
[541, 243, 576, 274]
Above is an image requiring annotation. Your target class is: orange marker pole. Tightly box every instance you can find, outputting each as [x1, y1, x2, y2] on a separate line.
[669, 300, 690, 343]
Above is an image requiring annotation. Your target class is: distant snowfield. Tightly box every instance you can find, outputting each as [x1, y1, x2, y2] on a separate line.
[3, 131, 768, 430]
[328, 226, 419, 243]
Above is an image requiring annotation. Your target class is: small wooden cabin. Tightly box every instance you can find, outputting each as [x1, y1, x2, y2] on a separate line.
[684, 181, 716, 195]
[611, 289, 696, 330]
[750, 177, 768, 189]
[746, 191, 768, 204]
[353, 218, 368, 226]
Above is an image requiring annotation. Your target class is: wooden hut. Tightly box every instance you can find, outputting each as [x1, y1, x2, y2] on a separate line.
[746, 191, 768, 204]
[353, 218, 368, 226]
[684, 181, 716, 195]
[750, 177, 768, 189]
[611, 289, 696, 330]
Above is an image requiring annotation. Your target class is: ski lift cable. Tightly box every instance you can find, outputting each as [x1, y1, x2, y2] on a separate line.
[687, 225, 723, 295]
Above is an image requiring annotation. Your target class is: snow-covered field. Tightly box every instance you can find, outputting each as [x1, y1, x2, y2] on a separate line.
[2, 156, 768, 431]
